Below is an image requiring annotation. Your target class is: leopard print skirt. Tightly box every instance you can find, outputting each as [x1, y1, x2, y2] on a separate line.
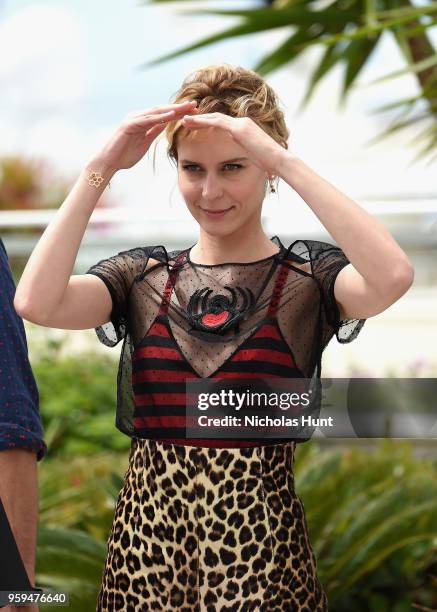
[96, 437, 328, 611]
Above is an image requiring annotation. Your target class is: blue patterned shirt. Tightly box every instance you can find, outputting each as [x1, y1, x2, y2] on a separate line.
[0, 238, 47, 461]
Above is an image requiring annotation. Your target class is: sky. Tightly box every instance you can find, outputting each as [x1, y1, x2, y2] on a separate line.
[1, 0, 436, 237]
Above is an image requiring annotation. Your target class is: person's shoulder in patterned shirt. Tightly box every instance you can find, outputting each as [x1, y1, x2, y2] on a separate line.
[0, 237, 47, 460]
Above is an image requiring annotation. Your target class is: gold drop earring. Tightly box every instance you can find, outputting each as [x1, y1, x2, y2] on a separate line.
[269, 175, 276, 193]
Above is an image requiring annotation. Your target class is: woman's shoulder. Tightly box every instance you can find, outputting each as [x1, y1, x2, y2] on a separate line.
[280, 237, 346, 273]
[280, 238, 314, 274]
[127, 244, 188, 278]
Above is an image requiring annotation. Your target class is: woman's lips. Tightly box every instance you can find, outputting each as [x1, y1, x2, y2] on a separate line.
[202, 207, 234, 218]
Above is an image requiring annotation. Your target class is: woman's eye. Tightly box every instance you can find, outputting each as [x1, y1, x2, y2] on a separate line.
[181, 164, 243, 172]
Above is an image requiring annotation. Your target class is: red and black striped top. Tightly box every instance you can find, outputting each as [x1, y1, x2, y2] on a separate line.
[86, 236, 367, 444]
[131, 249, 304, 447]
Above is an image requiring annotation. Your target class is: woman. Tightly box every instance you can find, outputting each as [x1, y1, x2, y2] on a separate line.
[14, 64, 414, 611]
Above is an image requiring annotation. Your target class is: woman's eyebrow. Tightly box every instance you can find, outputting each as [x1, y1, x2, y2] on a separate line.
[179, 157, 249, 164]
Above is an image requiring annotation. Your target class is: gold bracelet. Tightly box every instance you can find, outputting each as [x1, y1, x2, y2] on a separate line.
[86, 170, 111, 189]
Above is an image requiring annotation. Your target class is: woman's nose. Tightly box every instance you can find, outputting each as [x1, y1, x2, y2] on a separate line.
[201, 174, 223, 199]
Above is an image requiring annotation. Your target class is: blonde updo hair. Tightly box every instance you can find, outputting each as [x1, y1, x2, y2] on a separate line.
[157, 63, 289, 190]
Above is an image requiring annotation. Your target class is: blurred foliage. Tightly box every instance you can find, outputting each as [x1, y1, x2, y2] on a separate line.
[32, 345, 130, 458]
[0, 156, 69, 228]
[36, 526, 108, 611]
[294, 439, 437, 611]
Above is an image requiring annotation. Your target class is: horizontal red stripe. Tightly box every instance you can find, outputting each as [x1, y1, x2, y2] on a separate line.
[252, 324, 281, 340]
[210, 372, 283, 379]
[230, 348, 295, 367]
[132, 369, 197, 383]
[134, 392, 196, 405]
[133, 346, 184, 361]
[142, 416, 183, 427]
[148, 321, 171, 338]
[134, 416, 194, 427]
[134, 393, 185, 405]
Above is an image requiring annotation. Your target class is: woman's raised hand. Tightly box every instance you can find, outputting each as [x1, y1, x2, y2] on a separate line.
[90, 101, 198, 172]
[181, 111, 288, 178]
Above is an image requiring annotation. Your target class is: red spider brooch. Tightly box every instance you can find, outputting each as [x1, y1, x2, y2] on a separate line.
[187, 286, 255, 336]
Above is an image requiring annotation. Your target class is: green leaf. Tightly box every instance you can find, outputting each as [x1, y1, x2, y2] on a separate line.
[371, 2, 437, 20]
[324, 491, 436, 581]
[407, 126, 437, 167]
[362, 53, 437, 86]
[402, 16, 437, 37]
[340, 33, 382, 105]
[254, 26, 321, 76]
[138, 6, 360, 69]
[37, 526, 107, 579]
[138, 22, 272, 69]
[172, 7, 359, 24]
[298, 39, 345, 110]
[369, 94, 426, 114]
[362, 112, 433, 147]
[407, 121, 437, 147]
[340, 532, 437, 595]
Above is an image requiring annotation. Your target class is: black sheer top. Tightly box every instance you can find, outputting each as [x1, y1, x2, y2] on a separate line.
[85, 236, 366, 441]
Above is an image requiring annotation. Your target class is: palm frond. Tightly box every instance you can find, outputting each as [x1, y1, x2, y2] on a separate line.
[339, 34, 382, 106]
[361, 53, 437, 86]
[369, 93, 427, 114]
[139, 5, 360, 68]
[254, 26, 322, 76]
[363, 112, 433, 147]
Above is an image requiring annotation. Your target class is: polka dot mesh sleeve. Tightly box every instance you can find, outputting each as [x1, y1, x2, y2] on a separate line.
[291, 239, 366, 346]
[85, 247, 154, 347]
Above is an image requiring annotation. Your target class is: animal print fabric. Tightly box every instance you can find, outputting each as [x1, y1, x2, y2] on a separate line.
[96, 437, 328, 611]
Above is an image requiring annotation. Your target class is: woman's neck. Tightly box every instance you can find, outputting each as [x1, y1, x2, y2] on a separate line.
[189, 229, 279, 265]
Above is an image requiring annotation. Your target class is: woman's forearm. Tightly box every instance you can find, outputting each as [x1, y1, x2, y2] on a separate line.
[275, 152, 413, 293]
[14, 159, 116, 322]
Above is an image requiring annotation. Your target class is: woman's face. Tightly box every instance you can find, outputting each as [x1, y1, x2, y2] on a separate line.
[176, 126, 268, 237]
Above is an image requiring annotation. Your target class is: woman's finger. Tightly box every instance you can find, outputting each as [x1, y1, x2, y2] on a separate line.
[131, 101, 197, 119]
[145, 122, 167, 138]
[183, 111, 219, 118]
[126, 110, 176, 129]
[182, 113, 232, 133]
[182, 112, 227, 125]
[130, 104, 199, 128]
